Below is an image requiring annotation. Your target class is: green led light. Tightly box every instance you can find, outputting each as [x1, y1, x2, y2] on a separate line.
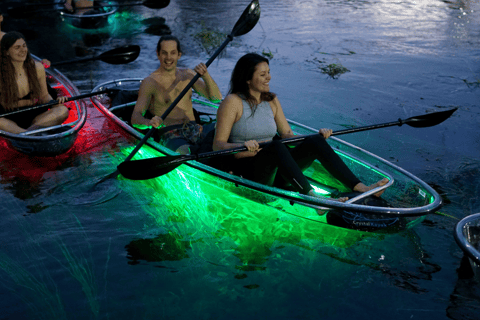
[311, 185, 330, 195]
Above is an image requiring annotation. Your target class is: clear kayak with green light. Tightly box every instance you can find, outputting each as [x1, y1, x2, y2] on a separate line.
[90, 78, 442, 232]
[55, 0, 118, 29]
[454, 213, 480, 278]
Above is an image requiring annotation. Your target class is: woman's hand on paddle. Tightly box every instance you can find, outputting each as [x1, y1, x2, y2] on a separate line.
[243, 140, 261, 157]
[319, 128, 333, 139]
[149, 116, 163, 128]
[55, 96, 68, 105]
[41, 59, 51, 68]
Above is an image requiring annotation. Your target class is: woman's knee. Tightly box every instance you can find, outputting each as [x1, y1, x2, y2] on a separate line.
[59, 105, 70, 119]
[53, 105, 69, 121]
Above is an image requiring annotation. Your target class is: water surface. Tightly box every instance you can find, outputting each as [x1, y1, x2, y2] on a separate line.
[0, 0, 479, 319]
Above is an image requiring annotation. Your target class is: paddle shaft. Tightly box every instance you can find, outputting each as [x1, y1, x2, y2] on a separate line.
[193, 108, 458, 161]
[191, 118, 414, 161]
[53, 56, 108, 66]
[0, 89, 111, 118]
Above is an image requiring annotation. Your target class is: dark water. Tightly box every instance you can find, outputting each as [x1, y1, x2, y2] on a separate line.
[1, 0, 479, 319]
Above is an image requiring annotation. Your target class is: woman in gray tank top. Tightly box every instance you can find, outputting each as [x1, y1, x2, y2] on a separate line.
[212, 53, 389, 214]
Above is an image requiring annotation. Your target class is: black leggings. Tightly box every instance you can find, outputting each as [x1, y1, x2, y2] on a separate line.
[230, 135, 361, 195]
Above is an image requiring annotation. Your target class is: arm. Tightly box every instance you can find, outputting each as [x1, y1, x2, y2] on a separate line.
[131, 78, 162, 129]
[271, 97, 295, 139]
[64, 0, 73, 11]
[36, 62, 55, 104]
[213, 94, 259, 158]
[191, 63, 222, 102]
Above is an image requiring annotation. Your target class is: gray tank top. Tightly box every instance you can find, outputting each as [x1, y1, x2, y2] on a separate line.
[229, 99, 277, 143]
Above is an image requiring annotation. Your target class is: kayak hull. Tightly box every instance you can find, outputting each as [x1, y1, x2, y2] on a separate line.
[454, 212, 480, 278]
[56, 0, 118, 29]
[90, 79, 443, 232]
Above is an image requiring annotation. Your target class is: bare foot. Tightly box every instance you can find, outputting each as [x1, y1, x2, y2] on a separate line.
[308, 189, 348, 216]
[175, 144, 190, 155]
[353, 178, 389, 197]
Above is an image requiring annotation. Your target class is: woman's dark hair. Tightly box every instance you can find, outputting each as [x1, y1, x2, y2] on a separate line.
[0, 31, 41, 111]
[156, 35, 182, 54]
[229, 53, 275, 114]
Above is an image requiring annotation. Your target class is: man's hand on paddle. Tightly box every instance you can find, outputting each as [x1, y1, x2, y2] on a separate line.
[194, 63, 209, 77]
[319, 128, 332, 139]
[149, 115, 163, 128]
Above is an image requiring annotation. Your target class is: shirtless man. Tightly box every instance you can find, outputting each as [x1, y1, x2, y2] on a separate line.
[131, 35, 222, 154]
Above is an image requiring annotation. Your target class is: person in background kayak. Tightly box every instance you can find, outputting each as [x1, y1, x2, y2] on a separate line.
[213, 53, 389, 213]
[0, 10, 51, 68]
[0, 32, 68, 134]
[131, 35, 222, 154]
[64, 0, 95, 15]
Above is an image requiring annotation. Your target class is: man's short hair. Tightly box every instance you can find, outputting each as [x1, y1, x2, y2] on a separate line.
[156, 35, 182, 54]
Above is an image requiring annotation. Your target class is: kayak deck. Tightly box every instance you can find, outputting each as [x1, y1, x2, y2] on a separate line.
[90, 78, 443, 232]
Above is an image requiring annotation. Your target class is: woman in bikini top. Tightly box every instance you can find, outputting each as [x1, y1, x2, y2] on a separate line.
[0, 32, 69, 134]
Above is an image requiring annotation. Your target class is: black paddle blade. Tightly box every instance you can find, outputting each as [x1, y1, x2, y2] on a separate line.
[231, 0, 261, 37]
[143, 0, 170, 9]
[117, 154, 196, 180]
[99, 45, 141, 65]
[405, 107, 458, 128]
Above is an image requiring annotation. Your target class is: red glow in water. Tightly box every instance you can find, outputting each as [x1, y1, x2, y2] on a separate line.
[0, 101, 127, 183]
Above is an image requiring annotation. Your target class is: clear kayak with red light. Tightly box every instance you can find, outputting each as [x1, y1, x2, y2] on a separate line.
[90, 78, 443, 232]
[0, 54, 87, 157]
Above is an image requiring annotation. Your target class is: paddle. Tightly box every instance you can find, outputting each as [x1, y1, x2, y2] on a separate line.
[51, 45, 141, 66]
[117, 107, 458, 180]
[94, 0, 261, 184]
[0, 89, 118, 118]
[7, 0, 170, 18]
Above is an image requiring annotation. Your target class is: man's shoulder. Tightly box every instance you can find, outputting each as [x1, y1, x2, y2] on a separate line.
[178, 68, 195, 79]
[141, 74, 160, 87]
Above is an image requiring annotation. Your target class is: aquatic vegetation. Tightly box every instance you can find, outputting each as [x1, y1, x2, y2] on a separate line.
[261, 48, 274, 59]
[463, 78, 480, 88]
[319, 63, 351, 79]
[52, 238, 100, 318]
[0, 251, 67, 320]
[125, 232, 193, 264]
[194, 22, 228, 54]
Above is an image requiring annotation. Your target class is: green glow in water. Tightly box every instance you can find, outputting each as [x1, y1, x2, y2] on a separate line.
[116, 145, 373, 253]
[59, 11, 143, 38]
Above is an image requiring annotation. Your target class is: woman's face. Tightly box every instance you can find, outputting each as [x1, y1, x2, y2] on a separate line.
[247, 61, 271, 94]
[7, 38, 28, 63]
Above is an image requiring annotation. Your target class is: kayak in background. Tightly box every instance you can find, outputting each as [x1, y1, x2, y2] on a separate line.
[55, 0, 119, 29]
[454, 212, 480, 279]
